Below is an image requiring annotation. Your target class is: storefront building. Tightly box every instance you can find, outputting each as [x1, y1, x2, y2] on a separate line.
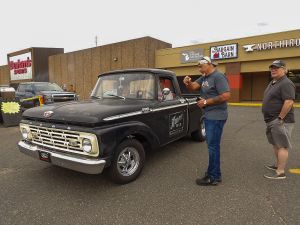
[0, 29, 299, 102]
[155, 29, 300, 102]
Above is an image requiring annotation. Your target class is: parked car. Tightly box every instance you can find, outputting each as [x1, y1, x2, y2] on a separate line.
[18, 69, 205, 184]
[15, 82, 78, 108]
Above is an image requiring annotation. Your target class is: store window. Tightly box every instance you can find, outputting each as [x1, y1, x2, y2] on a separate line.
[288, 71, 300, 102]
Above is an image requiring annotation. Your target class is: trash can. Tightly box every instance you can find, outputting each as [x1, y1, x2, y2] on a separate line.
[0, 86, 16, 100]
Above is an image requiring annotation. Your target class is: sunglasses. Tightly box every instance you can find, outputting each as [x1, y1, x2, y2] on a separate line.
[198, 61, 210, 67]
[269, 66, 284, 70]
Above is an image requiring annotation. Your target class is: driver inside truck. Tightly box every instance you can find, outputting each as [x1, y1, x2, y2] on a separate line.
[158, 78, 174, 101]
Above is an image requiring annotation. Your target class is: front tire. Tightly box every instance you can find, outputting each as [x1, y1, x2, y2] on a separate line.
[109, 139, 145, 184]
[191, 117, 206, 142]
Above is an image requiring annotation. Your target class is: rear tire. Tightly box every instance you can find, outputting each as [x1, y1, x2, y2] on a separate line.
[191, 117, 206, 142]
[109, 139, 145, 184]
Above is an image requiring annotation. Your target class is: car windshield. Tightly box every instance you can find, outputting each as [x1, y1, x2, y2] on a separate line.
[91, 73, 155, 100]
[34, 83, 63, 92]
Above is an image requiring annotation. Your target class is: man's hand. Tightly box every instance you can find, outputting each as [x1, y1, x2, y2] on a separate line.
[183, 76, 192, 86]
[279, 99, 294, 120]
[197, 99, 206, 108]
[183, 76, 201, 91]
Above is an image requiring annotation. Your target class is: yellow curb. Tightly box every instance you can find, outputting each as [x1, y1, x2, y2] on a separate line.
[229, 103, 262, 107]
[289, 168, 300, 174]
[229, 103, 300, 108]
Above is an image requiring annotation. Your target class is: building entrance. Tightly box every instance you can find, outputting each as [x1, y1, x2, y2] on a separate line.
[241, 72, 270, 101]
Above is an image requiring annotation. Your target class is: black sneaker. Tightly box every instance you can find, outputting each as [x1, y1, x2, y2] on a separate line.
[216, 177, 222, 183]
[265, 165, 278, 171]
[196, 176, 218, 186]
[264, 172, 286, 180]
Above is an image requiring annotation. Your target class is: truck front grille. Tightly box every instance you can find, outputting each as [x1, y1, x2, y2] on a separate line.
[52, 94, 76, 102]
[28, 125, 85, 155]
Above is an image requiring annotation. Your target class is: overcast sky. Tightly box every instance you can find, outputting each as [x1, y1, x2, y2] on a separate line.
[1, 0, 299, 65]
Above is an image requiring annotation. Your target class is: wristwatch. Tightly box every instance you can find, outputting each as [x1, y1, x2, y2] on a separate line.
[278, 116, 283, 120]
[204, 99, 207, 106]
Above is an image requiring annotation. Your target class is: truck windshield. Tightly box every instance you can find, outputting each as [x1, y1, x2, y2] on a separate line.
[91, 73, 155, 100]
[34, 83, 63, 92]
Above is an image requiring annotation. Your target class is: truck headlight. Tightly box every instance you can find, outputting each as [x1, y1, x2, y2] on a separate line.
[21, 127, 32, 140]
[82, 138, 92, 153]
[44, 95, 53, 103]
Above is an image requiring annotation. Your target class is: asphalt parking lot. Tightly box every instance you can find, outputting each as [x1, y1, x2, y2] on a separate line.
[0, 106, 299, 225]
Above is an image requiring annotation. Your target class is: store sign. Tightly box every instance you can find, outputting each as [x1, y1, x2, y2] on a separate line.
[180, 49, 204, 63]
[9, 52, 33, 81]
[243, 38, 300, 52]
[210, 44, 238, 60]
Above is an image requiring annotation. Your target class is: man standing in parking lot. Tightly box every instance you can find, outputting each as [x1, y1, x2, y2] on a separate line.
[183, 56, 230, 186]
[262, 60, 296, 180]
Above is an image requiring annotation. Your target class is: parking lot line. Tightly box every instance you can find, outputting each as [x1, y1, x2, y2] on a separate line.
[289, 168, 300, 174]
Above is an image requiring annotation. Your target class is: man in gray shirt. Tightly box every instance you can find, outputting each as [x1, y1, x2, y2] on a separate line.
[183, 56, 230, 186]
[262, 60, 296, 179]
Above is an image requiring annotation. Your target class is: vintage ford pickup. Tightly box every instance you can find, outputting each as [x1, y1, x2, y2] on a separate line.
[18, 69, 205, 184]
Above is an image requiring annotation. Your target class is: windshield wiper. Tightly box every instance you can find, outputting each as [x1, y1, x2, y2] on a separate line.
[91, 96, 102, 99]
[106, 94, 125, 100]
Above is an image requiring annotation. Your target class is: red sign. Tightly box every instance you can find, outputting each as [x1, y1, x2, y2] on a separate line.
[9, 52, 33, 81]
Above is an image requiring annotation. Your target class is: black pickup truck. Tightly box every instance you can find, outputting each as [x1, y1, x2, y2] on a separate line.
[18, 69, 205, 184]
[15, 82, 78, 108]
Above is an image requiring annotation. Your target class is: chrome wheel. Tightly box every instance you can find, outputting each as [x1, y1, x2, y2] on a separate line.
[117, 147, 140, 176]
[201, 120, 206, 137]
[191, 118, 206, 142]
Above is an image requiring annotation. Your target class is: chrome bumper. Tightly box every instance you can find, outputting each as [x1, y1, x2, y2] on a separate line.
[18, 140, 106, 174]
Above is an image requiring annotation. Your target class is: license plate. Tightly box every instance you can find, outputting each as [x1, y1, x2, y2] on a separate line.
[38, 151, 51, 162]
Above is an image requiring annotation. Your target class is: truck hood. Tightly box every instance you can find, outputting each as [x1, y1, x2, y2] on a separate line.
[38, 91, 76, 95]
[22, 99, 153, 125]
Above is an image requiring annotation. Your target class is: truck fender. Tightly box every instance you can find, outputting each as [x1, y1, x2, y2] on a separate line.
[95, 121, 160, 159]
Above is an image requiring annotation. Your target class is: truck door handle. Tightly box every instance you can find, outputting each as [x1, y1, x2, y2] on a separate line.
[141, 107, 152, 113]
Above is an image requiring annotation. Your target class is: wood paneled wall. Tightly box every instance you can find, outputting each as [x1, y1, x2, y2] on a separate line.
[49, 37, 171, 99]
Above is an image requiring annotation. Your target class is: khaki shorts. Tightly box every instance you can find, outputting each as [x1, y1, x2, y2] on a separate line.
[266, 118, 294, 149]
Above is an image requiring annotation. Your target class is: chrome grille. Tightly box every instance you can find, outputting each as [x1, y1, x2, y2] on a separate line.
[28, 125, 84, 155]
[52, 94, 76, 102]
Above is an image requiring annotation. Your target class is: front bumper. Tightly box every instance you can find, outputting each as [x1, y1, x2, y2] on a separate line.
[18, 140, 106, 174]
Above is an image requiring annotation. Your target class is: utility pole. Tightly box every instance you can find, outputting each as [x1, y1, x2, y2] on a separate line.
[95, 36, 98, 47]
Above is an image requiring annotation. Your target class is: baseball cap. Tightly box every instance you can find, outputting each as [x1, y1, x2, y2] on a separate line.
[198, 56, 218, 67]
[269, 60, 286, 68]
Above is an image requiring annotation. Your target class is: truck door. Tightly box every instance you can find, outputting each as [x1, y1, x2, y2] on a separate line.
[152, 76, 188, 145]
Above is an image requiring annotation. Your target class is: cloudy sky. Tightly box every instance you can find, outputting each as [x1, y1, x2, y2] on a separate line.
[1, 0, 299, 65]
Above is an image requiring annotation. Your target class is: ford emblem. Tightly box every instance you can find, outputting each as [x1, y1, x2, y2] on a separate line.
[44, 111, 54, 118]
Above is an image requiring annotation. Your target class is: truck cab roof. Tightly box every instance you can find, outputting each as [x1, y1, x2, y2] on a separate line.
[99, 68, 176, 78]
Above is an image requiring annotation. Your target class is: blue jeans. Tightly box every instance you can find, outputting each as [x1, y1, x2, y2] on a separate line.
[204, 119, 227, 181]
